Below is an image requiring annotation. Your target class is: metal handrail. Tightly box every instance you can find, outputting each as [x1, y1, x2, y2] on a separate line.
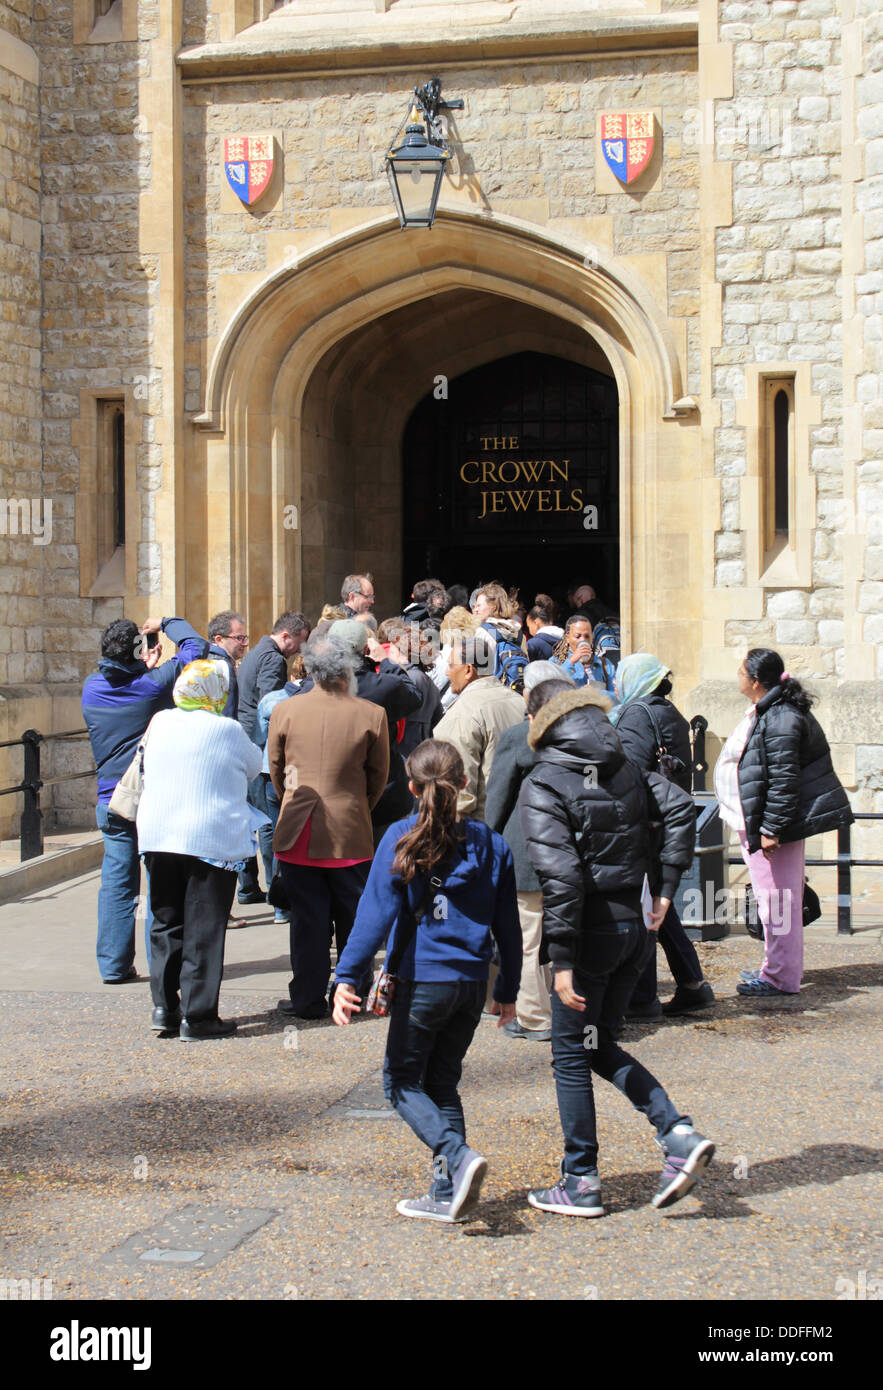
[0, 727, 91, 861]
[689, 718, 881, 936]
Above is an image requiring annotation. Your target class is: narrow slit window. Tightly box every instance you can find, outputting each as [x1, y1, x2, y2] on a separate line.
[762, 375, 795, 559]
[113, 407, 126, 546]
[773, 388, 789, 535]
[96, 397, 125, 569]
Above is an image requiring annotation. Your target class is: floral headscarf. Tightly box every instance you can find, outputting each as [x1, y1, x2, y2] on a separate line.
[609, 653, 669, 725]
[172, 659, 230, 715]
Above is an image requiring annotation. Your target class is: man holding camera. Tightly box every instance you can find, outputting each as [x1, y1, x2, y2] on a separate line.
[82, 615, 208, 983]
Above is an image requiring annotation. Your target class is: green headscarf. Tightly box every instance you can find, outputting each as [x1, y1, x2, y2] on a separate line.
[609, 653, 669, 725]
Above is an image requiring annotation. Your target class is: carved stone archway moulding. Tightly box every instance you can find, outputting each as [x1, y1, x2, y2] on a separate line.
[189, 209, 702, 681]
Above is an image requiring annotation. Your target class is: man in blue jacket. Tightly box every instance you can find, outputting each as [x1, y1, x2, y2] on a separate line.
[82, 615, 208, 982]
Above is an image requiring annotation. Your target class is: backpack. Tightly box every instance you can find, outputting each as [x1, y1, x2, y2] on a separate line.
[481, 623, 528, 694]
[589, 619, 621, 695]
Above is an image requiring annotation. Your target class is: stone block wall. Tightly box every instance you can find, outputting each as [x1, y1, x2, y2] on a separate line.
[856, 0, 883, 687]
[33, 0, 157, 687]
[182, 50, 701, 460]
[855, 0, 883, 821]
[714, 0, 845, 675]
[0, 0, 43, 688]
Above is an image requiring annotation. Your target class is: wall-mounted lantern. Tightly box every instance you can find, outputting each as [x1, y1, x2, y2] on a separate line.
[386, 78, 464, 230]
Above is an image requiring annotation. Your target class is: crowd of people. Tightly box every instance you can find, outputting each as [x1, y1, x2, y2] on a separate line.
[81, 573, 854, 1220]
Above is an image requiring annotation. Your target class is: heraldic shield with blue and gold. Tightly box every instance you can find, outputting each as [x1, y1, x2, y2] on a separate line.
[600, 112, 655, 185]
[223, 135, 275, 206]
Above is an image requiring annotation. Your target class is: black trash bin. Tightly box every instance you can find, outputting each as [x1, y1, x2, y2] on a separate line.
[673, 793, 729, 942]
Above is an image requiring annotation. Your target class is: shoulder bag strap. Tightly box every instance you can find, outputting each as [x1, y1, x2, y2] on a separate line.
[632, 700, 668, 759]
[386, 866, 446, 976]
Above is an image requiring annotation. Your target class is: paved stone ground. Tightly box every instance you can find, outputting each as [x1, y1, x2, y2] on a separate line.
[0, 872, 881, 1302]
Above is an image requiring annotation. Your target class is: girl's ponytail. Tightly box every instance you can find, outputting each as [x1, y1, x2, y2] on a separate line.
[393, 740, 464, 884]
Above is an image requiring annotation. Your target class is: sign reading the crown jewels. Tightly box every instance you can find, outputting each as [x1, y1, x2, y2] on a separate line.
[600, 112, 655, 185]
[223, 134, 275, 206]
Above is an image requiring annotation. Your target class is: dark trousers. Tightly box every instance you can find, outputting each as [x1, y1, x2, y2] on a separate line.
[383, 979, 486, 1200]
[278, 860, 370, 1012]
[553, 920, 688, 1174]
[144, 853, 237, 1021]
[630, 901, 704, 1005]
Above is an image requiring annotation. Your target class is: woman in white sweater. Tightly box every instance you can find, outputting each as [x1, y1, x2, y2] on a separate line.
[137, 659, 263, 1039]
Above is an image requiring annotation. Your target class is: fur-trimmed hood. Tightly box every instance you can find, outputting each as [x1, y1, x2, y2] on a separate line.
[527, 685, 622, 776]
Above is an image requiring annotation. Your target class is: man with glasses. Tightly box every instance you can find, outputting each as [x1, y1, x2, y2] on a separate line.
[341, 574, 376, 617]
[207, 610, 248, 720]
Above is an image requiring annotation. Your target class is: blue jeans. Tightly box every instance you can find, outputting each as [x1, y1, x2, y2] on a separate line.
[552, 920, 688, 1174]
[265, 778, 282, 874]
[383, 979, 485, 1201]
[238, 774, 274, 896]
[95, 803, 152, 980]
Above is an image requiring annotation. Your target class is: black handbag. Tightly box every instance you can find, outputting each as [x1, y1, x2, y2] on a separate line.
[267, 871, 288, 911]
[744, 878, 821, 938]
[632, 701, 687, 784]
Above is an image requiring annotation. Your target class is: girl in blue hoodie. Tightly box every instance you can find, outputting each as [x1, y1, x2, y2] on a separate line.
[334, 739, 522, 1224]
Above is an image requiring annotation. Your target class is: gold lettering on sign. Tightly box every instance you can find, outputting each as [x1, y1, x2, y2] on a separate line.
[463, 442, 584, 517]
[479, 435, 519, 451]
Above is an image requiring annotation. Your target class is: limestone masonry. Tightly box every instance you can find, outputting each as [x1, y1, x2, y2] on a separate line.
[0, 0, 880, 853]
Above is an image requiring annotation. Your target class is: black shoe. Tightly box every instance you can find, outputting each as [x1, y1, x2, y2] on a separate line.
[237, 890, 266, 905]
[661, 982, 716, 1016]
[625, 997, 663, 1021]
[276, 999, 327, 1020]
[151, 1006, 181, 1033]
[179, 1016, 237, 1040]
[103, 965, 139, 984]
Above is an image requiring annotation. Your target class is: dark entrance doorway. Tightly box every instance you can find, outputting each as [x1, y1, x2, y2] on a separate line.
[402, 351, 619, 613]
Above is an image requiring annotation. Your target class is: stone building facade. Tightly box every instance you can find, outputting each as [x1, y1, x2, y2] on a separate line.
[0, 0, 880, 860]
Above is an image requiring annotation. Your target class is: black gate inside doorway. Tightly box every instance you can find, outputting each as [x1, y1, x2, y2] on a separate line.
[401, 351, 619, 611]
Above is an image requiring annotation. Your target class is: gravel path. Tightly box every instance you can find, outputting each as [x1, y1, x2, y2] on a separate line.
[1, 925, 880, 1301]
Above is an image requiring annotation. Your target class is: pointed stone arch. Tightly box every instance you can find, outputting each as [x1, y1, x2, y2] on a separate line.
[191, 209, 700, 671]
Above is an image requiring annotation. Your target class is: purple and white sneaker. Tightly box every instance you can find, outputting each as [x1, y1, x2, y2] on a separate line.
[396, 1194, 462, 1223]
[528, 1171, 605, 1217]
[652, 1124, 715, 1209]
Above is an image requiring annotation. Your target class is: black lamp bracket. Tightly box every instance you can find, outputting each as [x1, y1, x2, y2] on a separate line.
[385, 78, 463, 154]
[414, 78, 464, 146]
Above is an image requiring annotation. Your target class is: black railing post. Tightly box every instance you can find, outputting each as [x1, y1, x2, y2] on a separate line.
[690, 715, 708, 793]
[837, 822, 853, 936]
[20, 729, 44, 862]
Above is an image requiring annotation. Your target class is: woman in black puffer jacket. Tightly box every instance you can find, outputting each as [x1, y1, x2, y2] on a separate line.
[714, 648, 853, 999]
[611, 653, 714, 1019]
[518, 680, 715, 1217]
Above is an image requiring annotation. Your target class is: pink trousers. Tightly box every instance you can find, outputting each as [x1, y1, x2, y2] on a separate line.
[739, 834, 806, 993]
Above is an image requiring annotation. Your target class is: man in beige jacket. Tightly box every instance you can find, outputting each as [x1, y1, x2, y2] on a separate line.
[433, 630, 524, 821]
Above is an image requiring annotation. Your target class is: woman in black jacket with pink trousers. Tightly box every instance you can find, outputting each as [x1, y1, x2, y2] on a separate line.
[715, 649, 853, 998]
[519, 680, 714, 1217]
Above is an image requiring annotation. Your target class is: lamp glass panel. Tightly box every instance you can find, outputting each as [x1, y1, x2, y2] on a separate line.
[390, 157, 443, 225]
